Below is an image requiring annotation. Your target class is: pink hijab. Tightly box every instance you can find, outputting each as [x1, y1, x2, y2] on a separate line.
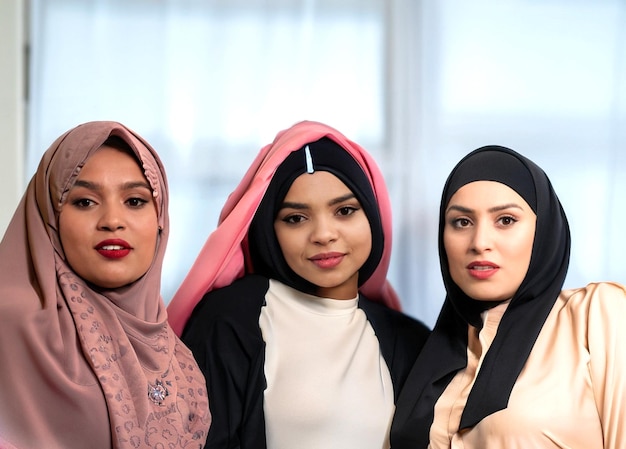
[0, 121, 210, 449]
[168, 120, 400, 336]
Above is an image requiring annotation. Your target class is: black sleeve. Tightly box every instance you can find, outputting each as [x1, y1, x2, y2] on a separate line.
[359, 297, 431, 401]
[181, 275, 270, 449]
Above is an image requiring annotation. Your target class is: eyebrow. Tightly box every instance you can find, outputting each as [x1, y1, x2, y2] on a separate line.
[446, 203, 524, 214]
[72, 180, 152, 192]
[279, 192, 357, 210]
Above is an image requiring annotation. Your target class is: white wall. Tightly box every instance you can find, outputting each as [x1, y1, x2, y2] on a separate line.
[0, 0, 25, 237]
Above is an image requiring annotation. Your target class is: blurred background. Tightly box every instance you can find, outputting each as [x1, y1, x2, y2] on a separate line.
[2, 0, 625, 326]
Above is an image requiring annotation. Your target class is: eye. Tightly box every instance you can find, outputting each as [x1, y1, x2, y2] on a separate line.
[281, 213, 307, 224]
[126, 197, 149, 208]
[497, 215, 518, 227]
[451, 217, 472, 228]
[336, 205, 359, 217]
[71, 198, 96, 208]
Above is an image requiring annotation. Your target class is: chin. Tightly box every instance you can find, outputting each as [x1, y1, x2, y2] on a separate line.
[91, 278, 135, 290]
[461, 287, 505, 302]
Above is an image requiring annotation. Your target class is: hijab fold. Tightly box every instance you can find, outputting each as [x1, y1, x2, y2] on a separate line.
[0, 121, 210, 449]
[168, 120, 400, 336]
[391, 145, 570, 448]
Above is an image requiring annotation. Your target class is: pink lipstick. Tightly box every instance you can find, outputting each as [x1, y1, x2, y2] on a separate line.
[309, 252, 345, 269]
[95, 239, 131, 259]
[467, 261, 499, 280]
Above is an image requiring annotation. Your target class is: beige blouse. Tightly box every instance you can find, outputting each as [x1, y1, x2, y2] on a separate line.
[429, 282, 626, 449]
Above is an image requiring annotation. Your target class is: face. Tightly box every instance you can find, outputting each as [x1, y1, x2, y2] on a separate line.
[443, 180, 536, 302]
[274, 171, 372, 300]
[59, 145, 159, 289]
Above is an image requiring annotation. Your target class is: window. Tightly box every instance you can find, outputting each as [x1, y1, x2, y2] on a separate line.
[27, 0, 626, 326]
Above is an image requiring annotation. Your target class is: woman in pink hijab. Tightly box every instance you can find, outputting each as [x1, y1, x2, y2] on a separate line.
[0, 121, 210, 449]
[168, 120, 430, 448]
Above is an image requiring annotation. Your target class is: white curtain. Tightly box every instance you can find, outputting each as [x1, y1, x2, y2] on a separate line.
[28, 0, 626, 327]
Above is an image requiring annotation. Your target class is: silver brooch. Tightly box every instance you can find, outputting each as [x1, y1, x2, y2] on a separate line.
[147, 379, 169, 405]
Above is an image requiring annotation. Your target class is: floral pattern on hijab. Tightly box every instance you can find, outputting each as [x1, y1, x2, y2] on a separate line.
[0, 121, 210, 449]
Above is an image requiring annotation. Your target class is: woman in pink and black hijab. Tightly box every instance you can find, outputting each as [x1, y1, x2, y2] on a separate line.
[0, 121, 210, 449]
[168, 120, 429, 449]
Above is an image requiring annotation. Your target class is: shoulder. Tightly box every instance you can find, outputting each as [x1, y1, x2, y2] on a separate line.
[182, 274, 270, 336]
[559, 283, 626, 390]
[181, 276, 269, 379]
[359, 297, 431, 398]
[566, 281, 626, 296]
[561, 281, 626, 310]
[191, 275, 269, 315]
[359, 296, 431, 343]
[558, 282, 626, 338]
[359, 296, 431, 332]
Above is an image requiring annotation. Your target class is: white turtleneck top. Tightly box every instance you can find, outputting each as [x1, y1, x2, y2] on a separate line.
[260, 279, 395, 449]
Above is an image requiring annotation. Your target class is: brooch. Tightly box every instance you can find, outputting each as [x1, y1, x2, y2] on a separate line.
[147, 379, 169, 405]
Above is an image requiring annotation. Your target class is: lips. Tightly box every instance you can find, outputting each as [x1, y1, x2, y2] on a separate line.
[467, 261, 499, 280]
[95, 239, 131, 259]
[309, 252, 345, 269]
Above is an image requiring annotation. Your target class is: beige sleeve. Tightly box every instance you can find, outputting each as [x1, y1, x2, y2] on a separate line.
[586, 282, 626, 449]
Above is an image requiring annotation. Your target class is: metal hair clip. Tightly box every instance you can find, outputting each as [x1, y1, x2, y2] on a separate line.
[304, 145, 314, 173]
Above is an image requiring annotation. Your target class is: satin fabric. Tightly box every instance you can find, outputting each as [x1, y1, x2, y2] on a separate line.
[428, 282, 626, 448]
[391, 145, 570, 448]
[0, 121, 210, 449]
[167, 120, 400, 336]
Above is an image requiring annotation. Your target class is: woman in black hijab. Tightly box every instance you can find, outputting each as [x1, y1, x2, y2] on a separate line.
[391, 145, 626, 448]
[175, 121, 430, 449]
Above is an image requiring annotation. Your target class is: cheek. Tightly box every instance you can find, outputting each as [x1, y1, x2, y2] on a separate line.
[141, 222, 161, 264]
[274, 228, 296, 260]
[442, 233, 459, 264]
[146, 227, 160, 254]
[355, 220, 372, 251]
[512, 238, 534, 276]
[58, 213, 85, 272]
[509, 228, 535, 260]
[143, 215, 160, 237]
[58, 211, 78, 251]
[137, 208, 159, 237]
[443, 234, 465, 284]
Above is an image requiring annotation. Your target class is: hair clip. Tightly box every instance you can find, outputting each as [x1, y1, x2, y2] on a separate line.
[305, 145, 314, 174]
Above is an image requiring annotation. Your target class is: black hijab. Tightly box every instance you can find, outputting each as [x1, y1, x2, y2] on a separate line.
[248, 136, 384, 295]
[391, 145, 571, 448]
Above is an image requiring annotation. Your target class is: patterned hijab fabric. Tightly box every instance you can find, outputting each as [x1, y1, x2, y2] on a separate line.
[167, 120, 400, 336]
[0, 121, 210, 449]
[391, 145, 570, 447]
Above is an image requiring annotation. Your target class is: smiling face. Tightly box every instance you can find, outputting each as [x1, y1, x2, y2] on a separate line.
[274, 171, 372, 300]
[58, 145, 159, 289]
[443, 180, 536, 302]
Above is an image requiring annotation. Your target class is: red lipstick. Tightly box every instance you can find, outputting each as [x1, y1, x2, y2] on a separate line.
[467, 260, 499, 280]
[309, 252, 345, 269]
[95, 239, 131, 259]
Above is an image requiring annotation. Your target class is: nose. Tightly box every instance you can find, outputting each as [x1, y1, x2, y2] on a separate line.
[470, 222, 492, 254]
[310, 216, 338, 245]
[96, 204, 126, 231]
